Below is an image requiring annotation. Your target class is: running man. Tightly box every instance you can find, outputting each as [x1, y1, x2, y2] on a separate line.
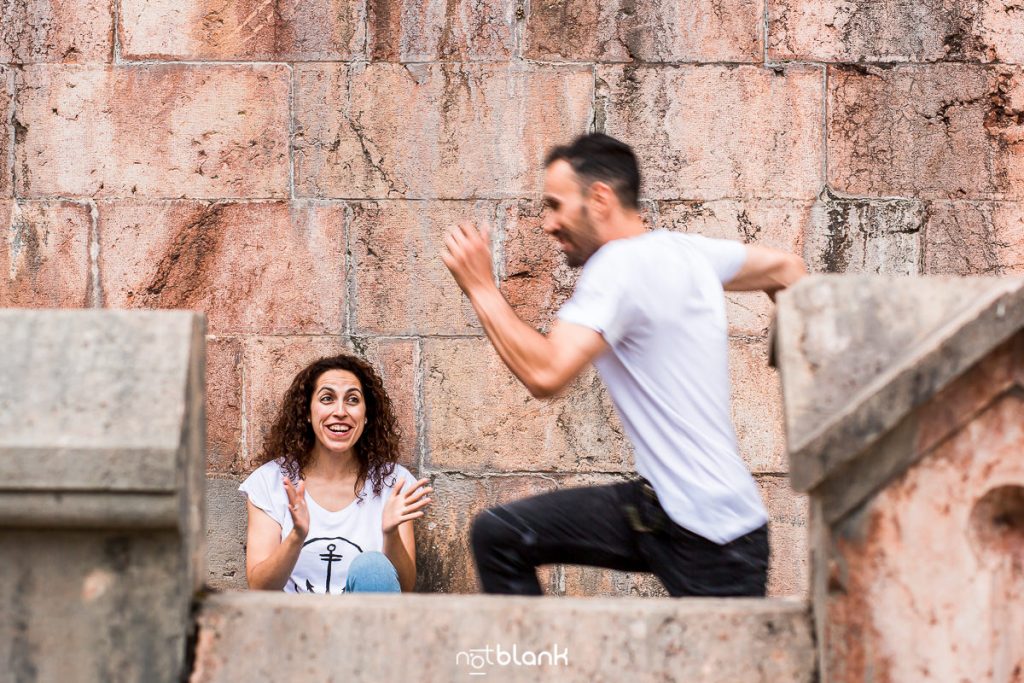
[441, 133, 806, 596]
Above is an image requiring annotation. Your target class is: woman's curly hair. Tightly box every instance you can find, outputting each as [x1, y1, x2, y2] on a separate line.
[258, 354, 402, 499]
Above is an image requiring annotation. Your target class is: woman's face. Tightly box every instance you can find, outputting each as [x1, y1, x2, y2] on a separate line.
[309, 369, 367, 457]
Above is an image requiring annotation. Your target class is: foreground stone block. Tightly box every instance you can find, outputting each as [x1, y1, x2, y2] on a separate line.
[120, 0, 365, 61]
[368, 0, 517, 61]
[191, 593, 814, 682]
[1, 200, 93, 307]
[294, 63, 593, 199]
[525, 0, 763, 62]
[923, 201, 1024, 276]
[98, 200, 346, 334]
[768, 0, 1024, 63]
[827, 65, 1024, 200]
[15, 65, 289, 199]
[597, 65, 823, 200]
[1, 0, 113, 63]
[0, 309, 205, 683]
[777, 276, 1023, 486]
[423, 338, 631, 473]
[776, 275, 1024, 681]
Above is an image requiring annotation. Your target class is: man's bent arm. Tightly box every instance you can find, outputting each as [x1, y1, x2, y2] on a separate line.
[724, 244, 807, 300]
[468, 287, 607, 399]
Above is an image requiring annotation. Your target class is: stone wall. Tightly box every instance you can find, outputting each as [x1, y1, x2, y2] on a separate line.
[3, 0, 1021, 596]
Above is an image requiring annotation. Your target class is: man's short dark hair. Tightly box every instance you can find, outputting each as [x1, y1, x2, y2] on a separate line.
[545, 133, 641, 210]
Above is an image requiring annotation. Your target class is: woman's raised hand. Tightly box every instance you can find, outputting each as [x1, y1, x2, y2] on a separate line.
[382, 477, 433, 535]
[283, 477, 310, 540]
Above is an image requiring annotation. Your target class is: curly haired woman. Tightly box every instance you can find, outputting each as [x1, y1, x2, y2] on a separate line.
[239, 354, 432, 594]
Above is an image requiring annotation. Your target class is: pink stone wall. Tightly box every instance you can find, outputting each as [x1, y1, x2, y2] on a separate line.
[5, 0, 1020, 596]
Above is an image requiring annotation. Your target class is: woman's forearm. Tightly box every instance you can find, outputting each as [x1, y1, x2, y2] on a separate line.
[383, 529, 417, 592]
[247, 529, 305, 590]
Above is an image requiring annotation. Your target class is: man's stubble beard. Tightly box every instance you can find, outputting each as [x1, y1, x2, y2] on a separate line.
[564, 205, 601, 269]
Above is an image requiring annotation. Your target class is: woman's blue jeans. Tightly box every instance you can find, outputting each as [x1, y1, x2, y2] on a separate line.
[344, 551, 401, 593]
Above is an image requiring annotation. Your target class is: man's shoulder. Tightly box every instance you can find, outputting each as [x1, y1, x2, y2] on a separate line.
[586, 231, 677, 271]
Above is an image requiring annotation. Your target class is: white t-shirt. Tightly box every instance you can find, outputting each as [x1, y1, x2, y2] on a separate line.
[239, 460, 417, 594]
[557, 230, 768, 544]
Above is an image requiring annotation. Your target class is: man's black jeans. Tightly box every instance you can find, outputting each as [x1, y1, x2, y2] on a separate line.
[470, 479, 769, 596]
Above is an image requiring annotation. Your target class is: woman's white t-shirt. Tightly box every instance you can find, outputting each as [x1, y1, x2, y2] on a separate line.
[239, 460, 417, 594]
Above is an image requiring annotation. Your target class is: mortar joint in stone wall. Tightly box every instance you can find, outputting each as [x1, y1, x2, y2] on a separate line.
[87, 200, 102, 307]
[5, 68, 15, 198]
[112, 0, 122, 63]
[414, 338, 427, 473]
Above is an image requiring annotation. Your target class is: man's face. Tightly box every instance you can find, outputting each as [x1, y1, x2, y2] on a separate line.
[541, 160, 604, 268]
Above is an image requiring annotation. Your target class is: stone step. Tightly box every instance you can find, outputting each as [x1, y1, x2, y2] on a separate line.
[190, 593, 814, 682]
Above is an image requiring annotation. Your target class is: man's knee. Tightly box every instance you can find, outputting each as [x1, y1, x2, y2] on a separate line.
[471, 507, 514, 557]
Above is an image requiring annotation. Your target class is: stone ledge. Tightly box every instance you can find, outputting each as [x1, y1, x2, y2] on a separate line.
[191, 593, 814, 682]
[775, 275, 1024, 492]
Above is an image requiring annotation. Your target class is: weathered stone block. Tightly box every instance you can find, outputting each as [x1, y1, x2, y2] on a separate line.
[242, 336, 417, 472]
[1, 530, 187, 682]
[0, 310, 206, 683]
[98, 200, 346, 334]
[777, 277, 1024, 681]
[423, 338, 631, 473]
[119, 0, 365, 61]
[759, 475, 808, 597]
[924, 201, 1024, 276]
[597, 65, 824, 200]
[368, 0, 517, 61]
[417, 473, 557, 593]
[1, 200, 92, 308]
[206, 474, 248, 591]
[0, 0, 113, 63]
[804, 194, 925, 275]
[350, 200, 489, 335]
[294, 63, 593, 199]
[192, 593, 815, 682]
[768, 0, 1024, 63]
[824, 373, 1024, 682]
[15, 65, 289, 199]
[731, 337, 788, 474]
[207, 337, 243, 474]
[827, 65, 1024, 199]
[657, 200, 811, 335]
[526, 0, 763, 63]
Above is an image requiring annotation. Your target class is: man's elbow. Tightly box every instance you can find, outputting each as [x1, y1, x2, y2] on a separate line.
[524, 369, 567, 399]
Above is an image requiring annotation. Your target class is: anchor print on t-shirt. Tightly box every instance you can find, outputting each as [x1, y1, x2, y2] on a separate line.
[290, 536, 363, 594]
